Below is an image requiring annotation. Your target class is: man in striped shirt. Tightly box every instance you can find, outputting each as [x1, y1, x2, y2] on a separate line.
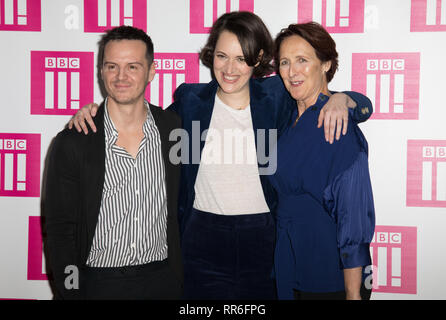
[44, 26, 183, 299]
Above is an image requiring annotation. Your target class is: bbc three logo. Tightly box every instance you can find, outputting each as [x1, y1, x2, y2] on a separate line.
[351, 53, 420, 120]
[0, 0, 41, 31]
[0, 134, 40, 197]
[370, 226, 417, 294]
[84, 0, 147, 32]
[297, 0, 365, 33]
[411, 0, 446, 31]
[30, 51, 94, 115]
[147, 53, 200, 109]
[190, 0, 254, 33]
[407, 140, 446, 207]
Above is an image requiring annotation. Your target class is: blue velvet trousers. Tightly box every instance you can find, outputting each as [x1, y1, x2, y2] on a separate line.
[182, 208, 276, 300]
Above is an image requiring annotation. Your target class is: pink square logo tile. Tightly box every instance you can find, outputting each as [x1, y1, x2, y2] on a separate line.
[0, 133, 40, 197]
[0, 0, 41, 31]
[411, 0, 446, 32]
[84, 0, 147, 33]
[370, 226, 417, 294]
[190, 0, 254, 34]
[31, 51, 94, 115]
[297, 0, 364, 33]
[407, 140, 446, 207]
[27, 216, 47, 280]
[146, 53, 200, 109]
[351, 53, 420, 120]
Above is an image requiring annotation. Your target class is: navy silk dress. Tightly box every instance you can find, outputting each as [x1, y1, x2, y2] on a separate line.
[268, 93, 376, 299]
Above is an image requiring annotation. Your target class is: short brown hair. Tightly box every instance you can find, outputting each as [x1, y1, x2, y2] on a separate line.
[200, 11, 274, 78]
[274, 22, 338, 82]
[98, 25, 154, 68]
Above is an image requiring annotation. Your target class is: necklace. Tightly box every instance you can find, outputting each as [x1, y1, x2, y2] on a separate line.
[293, 104, 309, 126]
[216, 87, 249, 110]
[293, 113, 300, 126]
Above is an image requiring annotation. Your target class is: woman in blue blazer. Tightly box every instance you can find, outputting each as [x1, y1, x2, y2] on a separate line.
[69, 12, 372, 300]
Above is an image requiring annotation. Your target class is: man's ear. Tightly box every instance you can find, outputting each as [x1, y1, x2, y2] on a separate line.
[148, 62, 156, 82]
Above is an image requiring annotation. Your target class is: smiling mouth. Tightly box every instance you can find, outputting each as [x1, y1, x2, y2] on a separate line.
[222, 74, 239, 83]
[114, 83, 131, 89]
[290, 80, 303, 87]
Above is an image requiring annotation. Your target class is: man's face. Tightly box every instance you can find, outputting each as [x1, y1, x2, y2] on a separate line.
[101, 39, 155, 106]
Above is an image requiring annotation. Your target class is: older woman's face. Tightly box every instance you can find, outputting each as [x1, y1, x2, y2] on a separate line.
[278, 35, 330, 106]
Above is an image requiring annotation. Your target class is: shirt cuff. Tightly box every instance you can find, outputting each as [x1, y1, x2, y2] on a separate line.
[340, 243, 372, 269]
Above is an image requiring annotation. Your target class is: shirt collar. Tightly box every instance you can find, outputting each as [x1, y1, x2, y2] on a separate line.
[104, 98, 155, 149]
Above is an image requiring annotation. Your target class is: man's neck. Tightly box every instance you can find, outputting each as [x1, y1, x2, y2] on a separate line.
[106, 98, 147, 133]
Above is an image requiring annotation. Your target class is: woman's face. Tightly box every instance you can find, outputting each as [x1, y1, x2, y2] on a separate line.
[213, 31, 254, 99]
[278, 35, 330, 106]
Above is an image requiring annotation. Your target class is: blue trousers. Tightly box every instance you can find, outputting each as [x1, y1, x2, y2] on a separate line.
[182, 208, 276, 300]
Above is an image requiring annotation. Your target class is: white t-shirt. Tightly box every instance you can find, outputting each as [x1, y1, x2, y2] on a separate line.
[193, 94, 270, 215]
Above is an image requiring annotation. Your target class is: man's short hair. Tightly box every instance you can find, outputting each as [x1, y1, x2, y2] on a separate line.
[98, 25, 154, 68]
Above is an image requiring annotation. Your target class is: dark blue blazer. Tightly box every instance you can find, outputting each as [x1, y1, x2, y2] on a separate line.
[169, 75, 372, 235]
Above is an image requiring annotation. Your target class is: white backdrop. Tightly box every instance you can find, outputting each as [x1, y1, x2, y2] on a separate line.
[0, 0, 445, 300]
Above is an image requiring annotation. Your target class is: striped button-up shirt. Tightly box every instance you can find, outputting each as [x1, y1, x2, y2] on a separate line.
[86, 100, 168, 267]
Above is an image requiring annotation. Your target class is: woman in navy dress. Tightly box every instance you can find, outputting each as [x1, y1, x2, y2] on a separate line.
[269, 22, 376, 300]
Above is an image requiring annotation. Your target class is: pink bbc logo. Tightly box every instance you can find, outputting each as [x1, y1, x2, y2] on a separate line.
[411, 0, 446, 32]
[407, 140, 446, 207]
[84, 0, 147, 33]
[370, 226, 417, 294]
[146, 53, 200, 109]
[0, 0, 40, 31]
[297, 0, 364, 33]
[189, 0, 254, 34]
[27, 216, 47, 280]
[0, 134, 40, 197]
[31, 51, 94, 115]
[351, 53, 420, 120]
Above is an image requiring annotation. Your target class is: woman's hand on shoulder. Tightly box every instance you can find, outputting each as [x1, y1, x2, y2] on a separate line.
[68, 103, 99, 134]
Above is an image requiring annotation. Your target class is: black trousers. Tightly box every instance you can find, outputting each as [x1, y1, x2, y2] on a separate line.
[83, 259, 182, 300]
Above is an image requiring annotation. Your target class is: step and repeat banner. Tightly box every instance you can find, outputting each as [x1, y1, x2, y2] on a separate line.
[0, 0, 444, 300]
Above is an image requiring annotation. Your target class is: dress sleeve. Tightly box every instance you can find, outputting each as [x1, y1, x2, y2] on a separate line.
[343, 91, 373, 123]
[322, 150, 375, 269]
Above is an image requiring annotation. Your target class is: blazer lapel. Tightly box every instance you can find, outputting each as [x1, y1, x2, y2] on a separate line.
[194, 80, 218, 138]
[188, 80, 218, 189]
[249, 78, 275, 158]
